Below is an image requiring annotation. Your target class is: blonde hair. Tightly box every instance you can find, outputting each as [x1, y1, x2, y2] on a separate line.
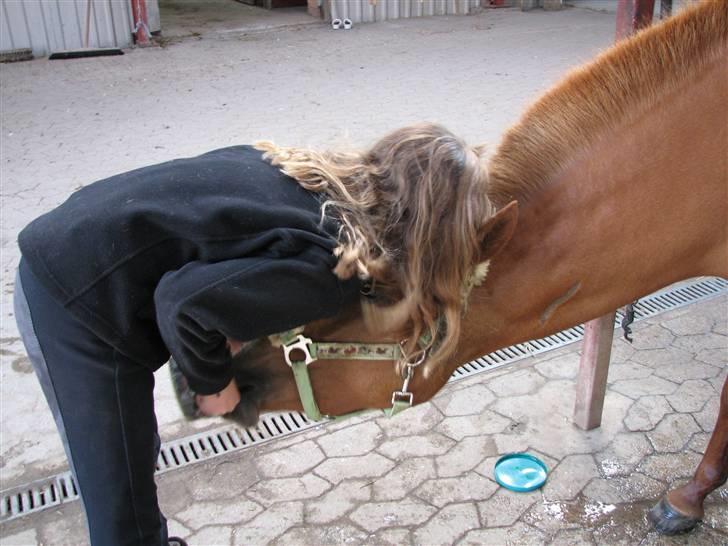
[255, 122, 494, 375]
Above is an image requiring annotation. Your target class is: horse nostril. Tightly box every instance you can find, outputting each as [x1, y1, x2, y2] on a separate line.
[237, 383, 257, 395]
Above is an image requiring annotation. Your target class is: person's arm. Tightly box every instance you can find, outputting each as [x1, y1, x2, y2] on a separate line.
[154, 245, 357, 395]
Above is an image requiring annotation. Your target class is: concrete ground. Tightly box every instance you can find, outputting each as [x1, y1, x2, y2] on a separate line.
[1, 1, 725, 544]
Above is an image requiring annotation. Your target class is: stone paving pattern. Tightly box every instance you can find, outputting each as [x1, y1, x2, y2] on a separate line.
[2, 294, 726, 544]
[1, 1, 725, 544]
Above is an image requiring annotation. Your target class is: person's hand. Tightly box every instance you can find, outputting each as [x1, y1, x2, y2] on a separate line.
[196, 379, 240, 416]
[227, 339, 245, 356]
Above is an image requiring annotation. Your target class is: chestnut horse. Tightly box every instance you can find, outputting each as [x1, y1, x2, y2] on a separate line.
[232, 0, 727, 535]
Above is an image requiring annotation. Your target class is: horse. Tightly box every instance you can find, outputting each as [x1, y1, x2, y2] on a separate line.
[225, 0, 727, 535]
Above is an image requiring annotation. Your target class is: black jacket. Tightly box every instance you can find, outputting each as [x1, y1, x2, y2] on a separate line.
[18, 146, 360, 394]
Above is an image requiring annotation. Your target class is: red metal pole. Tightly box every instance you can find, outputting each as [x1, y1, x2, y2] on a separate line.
[616, 0, 656, 40]
[131, 0, 150, 46]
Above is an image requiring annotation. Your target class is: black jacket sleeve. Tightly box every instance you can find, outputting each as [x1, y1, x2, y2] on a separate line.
[154, 245, 359, 394]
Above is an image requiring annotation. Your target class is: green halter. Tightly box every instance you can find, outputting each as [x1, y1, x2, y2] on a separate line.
[273, 329, 424, 421]
[271, 261, 489, 422]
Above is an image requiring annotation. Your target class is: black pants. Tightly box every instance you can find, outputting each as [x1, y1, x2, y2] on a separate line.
[14, 260, 168, 546]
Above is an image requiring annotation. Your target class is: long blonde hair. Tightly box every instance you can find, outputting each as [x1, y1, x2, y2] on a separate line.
[255, 123, 494, 375]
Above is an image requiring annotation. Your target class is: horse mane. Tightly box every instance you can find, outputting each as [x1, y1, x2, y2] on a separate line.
[488, 0, 728, 206]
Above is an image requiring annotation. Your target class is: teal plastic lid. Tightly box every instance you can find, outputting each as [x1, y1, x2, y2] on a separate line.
[494, 453, 548, 492]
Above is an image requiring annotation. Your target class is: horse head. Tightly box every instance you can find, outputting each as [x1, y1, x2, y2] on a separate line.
[228, 201, 519, 426]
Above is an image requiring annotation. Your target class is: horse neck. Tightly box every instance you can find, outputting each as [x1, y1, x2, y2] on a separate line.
[449, 54, 728, 376]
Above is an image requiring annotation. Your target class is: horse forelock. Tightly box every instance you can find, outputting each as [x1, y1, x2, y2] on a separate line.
[487, 0, 728, 207]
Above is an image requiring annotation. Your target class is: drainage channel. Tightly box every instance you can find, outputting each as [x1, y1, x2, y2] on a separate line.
[2, 277, 726, 523]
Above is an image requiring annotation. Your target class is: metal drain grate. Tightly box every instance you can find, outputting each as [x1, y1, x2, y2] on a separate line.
[156, 411, 317, 474]
[0, 472, 76, 521]
[1, 277, 725, 523]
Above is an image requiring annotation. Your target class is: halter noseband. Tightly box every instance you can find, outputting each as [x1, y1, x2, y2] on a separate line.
[274, 330, 428, 421]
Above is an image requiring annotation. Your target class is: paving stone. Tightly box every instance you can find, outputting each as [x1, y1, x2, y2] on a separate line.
[629, 347, 694, 370]
[36, 507, 88, 546]
[693, 395, 720, 432]
[487, 368, 547, 397]
[176, 498, 263, 529]
[707, 367, 727, 393]
[610, 337, 637, 363]
[522, 501, 583, 533]
[412, 503, 480, 546]
[316, 421, 383, 458]
[271, 524, 369, 545]
[436, 410, 513, 441]
[246, 474, 331, 506]
[606, 361, 654, 382]
[491, 382, 633, 459]
[687, 431, 711, 454]
[583, 473, 665, 503]
[550, 529, 595, 545]
[652, 360, 722, 383]
[415, 472, 499, 507]
[371, 457, 436, 501]
[596, 432, 652, 478]
[534, 352, 581, 379]
[167, 518, 191, 540]
[695, 347, 728, 367]
[187, 525, 233, 545]
[662, 314, 714, 336]
[458, 522, 545, 545]
[623, 395, 673, 431]
[493, 431, 531, 455]
[665, 379, 715, 413]
[349, 499, 436, 532]
[1, 529, 38, 545]
[640, 527, 728, 546]
[376, 402, 444, 437]
[703, 499, 728, 534]
[629, 324, 675, 350]
[544, 454, 599, 500]
[255, 440, 325, 478]
[232, 501, 303, 546]
[314, 452, 395, 484]
[477, 487, 541, 526]
[361, 528, 411, 545]
[590, 503, 653, 546]
[433, 384, 495, 416]
[186, 457, 260, 502]
[672, 332, 727, 354]
[638, 451, 703, 482]
[646, 414, 701, 452]
[611, 375, 678, 399]
[435, 436, 497, 478]
[377, 433, 455, 459]
[305, 479, 371, 524]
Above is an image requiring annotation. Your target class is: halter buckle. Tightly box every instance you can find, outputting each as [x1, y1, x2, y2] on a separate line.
[391, 363, 415, 407]
[391, 390, 414, 406]
[283, 334, 315, 367]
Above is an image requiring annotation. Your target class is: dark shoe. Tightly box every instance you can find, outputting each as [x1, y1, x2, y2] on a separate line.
[169, 538, 188, 546]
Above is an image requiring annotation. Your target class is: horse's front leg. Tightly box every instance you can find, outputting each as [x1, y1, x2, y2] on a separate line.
[649, 377, 727, 534]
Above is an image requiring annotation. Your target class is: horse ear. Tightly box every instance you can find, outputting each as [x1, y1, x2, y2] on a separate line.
[478, 200, 519, 262]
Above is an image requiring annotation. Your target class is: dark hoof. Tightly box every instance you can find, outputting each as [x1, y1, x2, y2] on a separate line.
[648, 497, 700, 535]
